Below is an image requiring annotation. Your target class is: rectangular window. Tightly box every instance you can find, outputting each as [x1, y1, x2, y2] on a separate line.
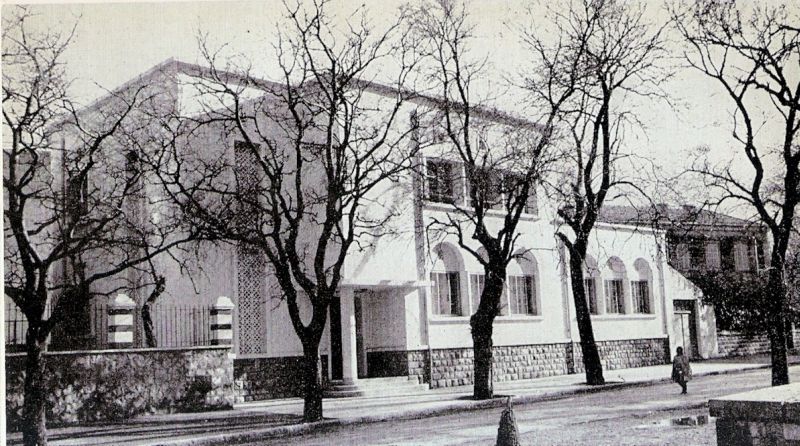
[689, 239, 706, 270]
[705, 242, 721, 271]
[469, 273, 508, 315]
[734, 242, 750, 271]
[604, 279, 625, 314]
[525, 190, 538, 216]
[631, 281, 651, 314]
[584, 278, 598, 315]
[468, 168, 503, 209]
[508, 275, 537, 315]
[469, 273, 484, 315]
[502, 173, 538, 215]
[675, 244, 691, 270]
[431, 272, 461, 316]
[66, 173, 90, 220]
[426, 159, 457, 204]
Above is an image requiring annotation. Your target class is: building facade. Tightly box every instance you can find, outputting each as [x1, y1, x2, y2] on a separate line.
[7, 59, 764, 400]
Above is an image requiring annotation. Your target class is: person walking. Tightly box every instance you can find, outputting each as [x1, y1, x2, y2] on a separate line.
[672, 346, 692, 394]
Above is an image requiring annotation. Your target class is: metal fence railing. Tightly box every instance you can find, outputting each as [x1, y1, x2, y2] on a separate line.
[4, 301, 213, 350]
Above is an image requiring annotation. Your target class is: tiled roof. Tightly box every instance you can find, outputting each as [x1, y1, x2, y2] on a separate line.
[597, 204, 755, 231]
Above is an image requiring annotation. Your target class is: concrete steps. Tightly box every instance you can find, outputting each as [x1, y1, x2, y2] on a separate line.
[324, 376, 429, 398]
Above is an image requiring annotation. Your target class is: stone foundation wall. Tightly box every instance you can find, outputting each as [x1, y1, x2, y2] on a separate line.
[422, 343, 572, 389]
[234, 355, 328, 401]
[571, 338, 670, 373]
[717, 331, 770, 357]
[401, 338, 668, 389]
[5, 346, 234, 431]
[407, 350, 429, 384]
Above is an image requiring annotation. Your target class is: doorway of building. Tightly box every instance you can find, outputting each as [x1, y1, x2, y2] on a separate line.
[329, 292, 369, 381]
[354, 291, 367, 379]
[673, 300, 699, 358]
[329, 295, 343, 381]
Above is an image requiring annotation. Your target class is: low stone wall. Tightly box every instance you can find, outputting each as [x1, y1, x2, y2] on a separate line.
[571, 338, 670, 374]
[710, 383, 800, 445]
[717, 331, 770, 357]
[5, 346, 235, 431]
[234, 355, 328, 402]
[399, 338, 666, 389]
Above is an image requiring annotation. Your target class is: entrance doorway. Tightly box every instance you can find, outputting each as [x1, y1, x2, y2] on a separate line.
[673, 300, 699, 358]
[354, 291, 367, 379]
[329, 295, 343, 381]
[329, 291, 369, 381]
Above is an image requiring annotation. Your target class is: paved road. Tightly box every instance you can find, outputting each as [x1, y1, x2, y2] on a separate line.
[246, 367, 800, 445]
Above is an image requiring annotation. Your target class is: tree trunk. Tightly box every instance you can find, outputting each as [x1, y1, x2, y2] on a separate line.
[302, 343, 323, 422]
[471, 311, 495, 399]
[768, 263, 790, 386]
[141, 275, 165, 348]
[141, 304, 156, 348]
[567, 243, 605, 385]
[471, 272, 503, 400]
[22, 326, 48, 446]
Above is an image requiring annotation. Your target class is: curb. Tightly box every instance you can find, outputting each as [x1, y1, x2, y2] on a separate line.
[149, 364, 770, 446]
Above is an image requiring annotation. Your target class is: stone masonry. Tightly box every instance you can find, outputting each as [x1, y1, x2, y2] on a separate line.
[711, 383, 800, 446]
[234, 355, 328, 401]
[420, 343, 571, 389]
[717, 331, 770, 357]
[400, 338, 667, 389]
[571, 338, 670, 374]
[5, 346, 235, 431]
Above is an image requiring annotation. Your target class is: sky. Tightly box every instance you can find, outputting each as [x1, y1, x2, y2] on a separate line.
[3, 0, 792, 217]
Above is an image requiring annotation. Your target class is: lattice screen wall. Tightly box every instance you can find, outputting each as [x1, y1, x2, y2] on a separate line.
[236, 246, 268, 354]
[235, 141, 268, 355]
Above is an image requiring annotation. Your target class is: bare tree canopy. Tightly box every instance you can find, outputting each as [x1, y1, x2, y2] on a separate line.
[153, 0, 423, 421]
[408, 0, 560, 399]
[520, 0, 669, 385]
[3, 7, 211, 445]
[672, 0, 800, 385]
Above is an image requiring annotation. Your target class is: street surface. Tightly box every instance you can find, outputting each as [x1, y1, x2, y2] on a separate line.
[247, 367, 800, 445]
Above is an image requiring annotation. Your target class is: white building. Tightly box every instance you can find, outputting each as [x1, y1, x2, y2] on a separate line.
[15, 59, 749, 401]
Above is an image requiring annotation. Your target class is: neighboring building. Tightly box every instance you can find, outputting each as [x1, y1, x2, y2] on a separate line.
[598, 204, 771, 359]
[5, 59, 761, 400]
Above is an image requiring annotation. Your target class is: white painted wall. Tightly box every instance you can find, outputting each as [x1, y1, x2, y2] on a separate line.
[565, 224, 669, 344]
[361, 289, 407, 352]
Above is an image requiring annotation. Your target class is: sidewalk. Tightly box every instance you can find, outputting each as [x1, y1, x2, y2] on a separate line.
[5, 358, 779, 446]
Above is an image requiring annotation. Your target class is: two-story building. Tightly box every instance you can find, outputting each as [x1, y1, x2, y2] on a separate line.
[9, 59, 763, 401]
[597, 204, 771, 360]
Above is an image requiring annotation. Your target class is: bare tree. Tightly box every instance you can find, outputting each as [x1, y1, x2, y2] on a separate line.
[521, 0, 668, 384]
[3, 8, 208, 444]
[673, 0, 800, 386]
[155, 0, 422, 421]
[409, 0, 566, 399]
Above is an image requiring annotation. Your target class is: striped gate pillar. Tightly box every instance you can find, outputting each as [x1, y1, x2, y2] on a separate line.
[211, 296, 234, 345]
[108, 294, 135, 348]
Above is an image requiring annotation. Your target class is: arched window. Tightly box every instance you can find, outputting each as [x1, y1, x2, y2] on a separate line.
[507, 254, 539, 316]
[431, 244, 465, 316]
[603, 257, 627, 314]
[583, 255, 600, 315]
[632, 259, 653, 314]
